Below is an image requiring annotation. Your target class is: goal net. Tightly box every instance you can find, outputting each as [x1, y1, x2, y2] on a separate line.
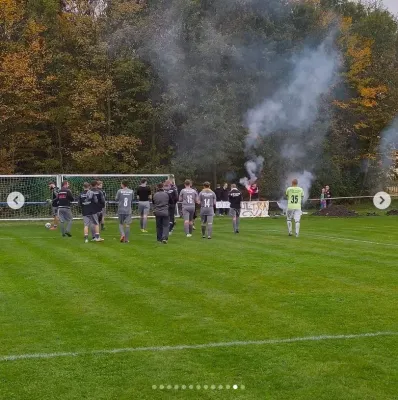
[0, 175, 60, 220]
[0, 174, 173, 221]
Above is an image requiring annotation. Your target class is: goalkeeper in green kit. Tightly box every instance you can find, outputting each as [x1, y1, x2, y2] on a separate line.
[285, 179, 304, 237]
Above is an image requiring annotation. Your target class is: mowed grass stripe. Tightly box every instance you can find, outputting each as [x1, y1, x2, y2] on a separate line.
[1, 219, 396, 353]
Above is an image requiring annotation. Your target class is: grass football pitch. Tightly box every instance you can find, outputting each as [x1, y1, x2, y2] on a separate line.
[0, 216, 397, 400]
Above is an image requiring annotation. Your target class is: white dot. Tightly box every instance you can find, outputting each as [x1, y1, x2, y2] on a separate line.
[189, 385, 194, 390]
[196, 385, 201, 390]
[211, 385, 216, 390]
[233, 384, 238, 390]
[152, 385, 157, 390]
[181, 385, 186, 390]
[204, 385, 209, 390]
[159, 385, 164, 390]
[218, 385, 223, 390]
[174, 385, 179, 390]
[167, 385, 172, 390]
[241, 385, 246, 390]
[226, 385, 231, 390]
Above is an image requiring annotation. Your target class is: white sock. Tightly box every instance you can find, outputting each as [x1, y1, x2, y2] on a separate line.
[287, 221, 292, 233]
[295, 222, 300, 236]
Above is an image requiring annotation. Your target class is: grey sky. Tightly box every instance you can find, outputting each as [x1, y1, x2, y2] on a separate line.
[383, 0, 398, 15]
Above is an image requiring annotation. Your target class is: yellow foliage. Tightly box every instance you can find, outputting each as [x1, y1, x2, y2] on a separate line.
[333, 100, 349, 109]
[354, 122, 369, 130]
[0, 0, 24, 38]
[340, 17, 352, 32]
[359, 85, 387, 99]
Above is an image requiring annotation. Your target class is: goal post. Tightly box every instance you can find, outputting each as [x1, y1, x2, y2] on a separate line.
[0, 174, 175, 221]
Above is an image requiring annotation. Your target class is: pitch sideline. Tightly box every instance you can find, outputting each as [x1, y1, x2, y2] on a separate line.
[1, 331, 397, 362]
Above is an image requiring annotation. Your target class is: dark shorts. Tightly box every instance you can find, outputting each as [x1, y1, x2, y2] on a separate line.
[119, 214, 132, 225]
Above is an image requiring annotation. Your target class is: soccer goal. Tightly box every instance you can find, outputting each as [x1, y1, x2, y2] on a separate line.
[0, 174, 173, 221]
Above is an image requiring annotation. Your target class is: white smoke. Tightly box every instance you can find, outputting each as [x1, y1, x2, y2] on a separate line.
[241, 32, 340, 193]
[380, 116, 398, 169]
[277, 170, 314, 210]
[239, 156, 264, 188]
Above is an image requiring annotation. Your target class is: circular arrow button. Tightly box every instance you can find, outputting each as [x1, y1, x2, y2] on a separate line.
[373, 191, 391, 210]
[7, 191, 25, 210]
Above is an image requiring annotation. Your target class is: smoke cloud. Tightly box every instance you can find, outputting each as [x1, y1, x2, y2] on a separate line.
[242, 32, 340, 195]
[380, 116, 398, 169]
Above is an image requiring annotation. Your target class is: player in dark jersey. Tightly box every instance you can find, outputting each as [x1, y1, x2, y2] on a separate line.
[56, 181, 74, 237]
[48, 181, 59, 230]
[89, 180, 105, 241]
[198, 182, 216, 239]
[228, 184, 242, 233]
[136, 178, 151, 233]
[78, 182, 103, 242]
[164, 179, 178, 235]
[97, 181, 106, 231]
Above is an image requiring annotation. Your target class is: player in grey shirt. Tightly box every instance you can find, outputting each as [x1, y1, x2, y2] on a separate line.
[178, 179, 198, 237]
[198, 181, 216, 239]
[115, 180, 134, 243]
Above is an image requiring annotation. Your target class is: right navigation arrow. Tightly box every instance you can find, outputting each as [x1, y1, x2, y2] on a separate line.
[379, 196, 385, 205]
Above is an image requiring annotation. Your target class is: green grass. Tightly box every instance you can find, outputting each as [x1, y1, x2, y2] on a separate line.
[0, 216, 397, 400]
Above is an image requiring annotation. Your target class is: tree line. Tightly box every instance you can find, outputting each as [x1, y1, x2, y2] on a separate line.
[1, 0, 397, 198]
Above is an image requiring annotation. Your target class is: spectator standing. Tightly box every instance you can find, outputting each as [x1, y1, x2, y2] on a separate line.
[320, 188, 327, 209]
[250, 183, 259, 201]
[325, 185, 332, 207]
[221, 183, 230, 215]
[215, 184, 222, 216]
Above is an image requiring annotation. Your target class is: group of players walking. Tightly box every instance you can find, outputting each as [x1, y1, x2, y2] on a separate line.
[48, 177, 304, 243]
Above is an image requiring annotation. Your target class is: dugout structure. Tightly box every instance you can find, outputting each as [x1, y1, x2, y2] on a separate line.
[0, 174, 172, 221]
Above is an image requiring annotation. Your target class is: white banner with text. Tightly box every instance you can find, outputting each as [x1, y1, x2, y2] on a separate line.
[240, 201, 269, 218]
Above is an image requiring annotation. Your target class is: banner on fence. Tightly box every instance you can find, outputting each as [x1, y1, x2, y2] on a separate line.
[240, 201, 269, 218]
[216, 201, 230, 209]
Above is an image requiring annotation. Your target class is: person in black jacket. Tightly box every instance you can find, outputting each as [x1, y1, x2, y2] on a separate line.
[221, 183, 230, 215]
[164, 179, 178, 234]
[78, 182, 104, 243]
[56, 181, 74, 237]
[215, 184, 222, 216]
[153, 183, 172, 244]
[228, 184, 242, 233]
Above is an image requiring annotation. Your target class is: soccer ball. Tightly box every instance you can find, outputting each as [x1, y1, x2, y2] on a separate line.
[45, 223, 52, 229]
